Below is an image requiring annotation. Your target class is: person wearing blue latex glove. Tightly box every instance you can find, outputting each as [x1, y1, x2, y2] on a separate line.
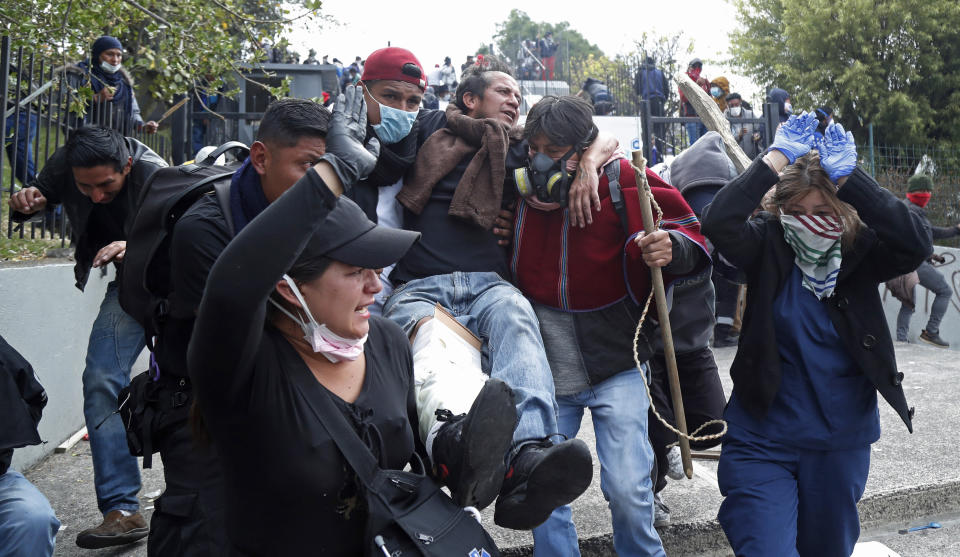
[769, 111, 818, 164]
[818, 122, 858, 184]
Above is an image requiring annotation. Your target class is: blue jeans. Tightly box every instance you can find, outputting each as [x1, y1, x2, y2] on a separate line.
[532, 368, 665, 557]
[83, 282, 145, 515]
[4, 111, 38, 185]
[0, 470, 60, 556]
[685, 121, 707, 146]
[717, 425, 869, 556]
[383, 272, 559, 445]
[896, 261, 952, 339]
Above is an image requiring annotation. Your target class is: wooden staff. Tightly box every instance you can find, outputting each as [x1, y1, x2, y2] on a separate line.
[676, 73, 751, 173]
[632, 150, 694, 479]
[156, 97, 189, 125]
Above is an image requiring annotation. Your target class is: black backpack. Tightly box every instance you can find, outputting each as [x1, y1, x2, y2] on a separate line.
[119, 141, 248, 346]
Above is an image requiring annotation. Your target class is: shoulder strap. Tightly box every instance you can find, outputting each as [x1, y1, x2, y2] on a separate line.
[213, 178, 235, 236]
[284, 359, 383, 489]
[605, 161, 630, 234]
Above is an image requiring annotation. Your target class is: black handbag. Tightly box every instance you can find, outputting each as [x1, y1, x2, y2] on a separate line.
[285, 360, 501, 557]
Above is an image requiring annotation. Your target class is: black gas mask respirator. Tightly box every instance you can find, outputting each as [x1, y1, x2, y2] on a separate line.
[514, 125, 599, 206]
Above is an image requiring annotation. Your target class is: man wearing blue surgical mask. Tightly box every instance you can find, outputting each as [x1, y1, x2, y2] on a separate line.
[344, 47, 426, 225]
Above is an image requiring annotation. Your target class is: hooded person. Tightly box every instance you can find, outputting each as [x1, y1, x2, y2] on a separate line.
[66, 36, 157, 135]
[645, 131, 734, 523]
[894, 173, 960, 346]
[767, 87, 792, 124]
[709, 77, 731, 112]
[670, 131, 744, 347]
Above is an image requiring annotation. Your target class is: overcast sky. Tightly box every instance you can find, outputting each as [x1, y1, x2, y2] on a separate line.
[289, 0, 765, 104]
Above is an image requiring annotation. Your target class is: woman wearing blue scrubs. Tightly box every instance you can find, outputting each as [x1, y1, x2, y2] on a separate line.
[700, 112, 931, 556]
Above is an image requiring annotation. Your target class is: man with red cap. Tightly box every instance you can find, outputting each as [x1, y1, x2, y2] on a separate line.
[346, 46, 426, 224]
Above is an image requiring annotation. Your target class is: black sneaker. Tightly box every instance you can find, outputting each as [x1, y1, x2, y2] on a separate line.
[431, 379, 518, 510]
[920, 329, 949, 348]
[494, 437, 593, 530]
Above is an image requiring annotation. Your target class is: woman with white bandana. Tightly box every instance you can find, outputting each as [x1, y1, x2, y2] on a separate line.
[700, 111, 931, 556]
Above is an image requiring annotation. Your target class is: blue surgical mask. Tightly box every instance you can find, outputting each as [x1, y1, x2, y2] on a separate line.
[710, 86, 722, 98]
[368, 91, 417, 145]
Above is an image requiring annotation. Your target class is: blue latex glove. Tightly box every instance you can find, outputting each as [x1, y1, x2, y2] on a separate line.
[770, 111, 818, 164]
[818, 122, 857, 182]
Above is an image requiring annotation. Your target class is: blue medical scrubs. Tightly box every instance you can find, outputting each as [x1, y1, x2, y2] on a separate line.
[718, 267, 880, 556]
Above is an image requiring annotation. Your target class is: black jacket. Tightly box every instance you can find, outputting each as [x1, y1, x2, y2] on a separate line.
[903, 198, 958, 242]
[13, 138, 167, 290]
[701, 158, 931, 432]
[0, 335, 47, 476]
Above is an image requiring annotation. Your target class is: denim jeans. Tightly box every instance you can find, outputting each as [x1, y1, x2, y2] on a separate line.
[383, 272, 559, 445]
[532, 368, 665, 557]
[685, 121, 707, 146]
[896, 261, 952, 339]
[0, 470, 60, 557]
[83, 282, 145, 514]
[4, 111, 38, 185]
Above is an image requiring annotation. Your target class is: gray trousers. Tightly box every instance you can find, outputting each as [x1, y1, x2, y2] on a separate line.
[896, 261, 952, 339]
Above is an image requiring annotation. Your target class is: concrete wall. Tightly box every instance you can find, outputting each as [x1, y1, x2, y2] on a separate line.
[0, 260, 147, 471]
[881, 246, 960, 348]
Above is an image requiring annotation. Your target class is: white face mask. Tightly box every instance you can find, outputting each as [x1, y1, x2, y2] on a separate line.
[784, 101, 793, 114]
[100, 60, 122, 74]
[270, 274, 367, 362]
[730, 106, 742, 117]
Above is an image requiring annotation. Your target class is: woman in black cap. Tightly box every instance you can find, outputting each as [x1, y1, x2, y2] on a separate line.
[187, 87, 422, 555]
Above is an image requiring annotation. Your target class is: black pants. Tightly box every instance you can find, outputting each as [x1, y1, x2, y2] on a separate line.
[649, 97, 667, 161]
[147, 382, 229, 557]
[647, 347, 726, 493]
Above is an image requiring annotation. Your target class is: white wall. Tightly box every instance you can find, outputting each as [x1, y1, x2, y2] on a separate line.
[0, 260, 147, 470]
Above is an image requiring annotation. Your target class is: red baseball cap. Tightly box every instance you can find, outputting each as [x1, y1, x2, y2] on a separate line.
[361, 47, 426, 91]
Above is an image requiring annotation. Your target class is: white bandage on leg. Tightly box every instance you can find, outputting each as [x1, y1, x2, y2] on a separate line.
[411, 317, 488, 459]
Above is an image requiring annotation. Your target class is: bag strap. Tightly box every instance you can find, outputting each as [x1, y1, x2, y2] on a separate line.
[213, 178, 234, 236]
[284, 360, 384, 490]
[605, 161, 630, 234]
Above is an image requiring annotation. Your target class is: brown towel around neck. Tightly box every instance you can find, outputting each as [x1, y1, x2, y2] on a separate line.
[397, 103, 523, 230]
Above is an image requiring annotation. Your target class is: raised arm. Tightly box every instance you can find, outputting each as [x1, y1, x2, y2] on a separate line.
[188, 86, 378, 402]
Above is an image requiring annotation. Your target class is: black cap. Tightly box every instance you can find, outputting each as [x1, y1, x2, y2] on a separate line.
[298, 196, 420, 269]
[689, 58, 703, 67]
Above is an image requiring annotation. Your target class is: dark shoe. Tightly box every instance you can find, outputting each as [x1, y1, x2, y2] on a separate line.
[75, 510, 149, 549]
[713, 324, 739, 348]
[920, 329, 949, 348]
[432, 379, 518, 510]
[494, 438, 593, 530]
[653, 493, 671, 527]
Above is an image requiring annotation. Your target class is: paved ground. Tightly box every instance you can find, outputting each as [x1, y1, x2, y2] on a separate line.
[25, 342, 960, 556]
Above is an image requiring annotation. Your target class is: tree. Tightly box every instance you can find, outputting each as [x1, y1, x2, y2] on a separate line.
[730, 0, 960, 145]
[486, 9, 602, 71]
[633, 31, 694, 117]
[0, 0, 325, 111]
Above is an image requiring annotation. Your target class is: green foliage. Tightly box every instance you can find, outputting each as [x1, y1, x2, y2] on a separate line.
[633, 31, 695, 117]
[0, 0, 324, 106]
[730, 0, 960, 145]
[489, 9, 603, 68]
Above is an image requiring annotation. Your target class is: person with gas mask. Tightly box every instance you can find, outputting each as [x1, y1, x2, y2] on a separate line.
[187, 87, 430, 554]
[511, 95, 710, 556]
[65, 36, 158, 136]
[701, 112, 930, 556]
[724, 93, 763, 159]
[385, 58, 621, 531]
[895, 173, 960, 347]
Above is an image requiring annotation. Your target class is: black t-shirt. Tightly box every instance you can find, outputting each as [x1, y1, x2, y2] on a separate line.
[187, 170, 421, 554]
[210, 321, 417, 555]
[160, 193, 233, 377]
[391, 109, 527, 283]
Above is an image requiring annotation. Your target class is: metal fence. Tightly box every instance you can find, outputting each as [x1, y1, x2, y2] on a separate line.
[2, 35, 169, 244]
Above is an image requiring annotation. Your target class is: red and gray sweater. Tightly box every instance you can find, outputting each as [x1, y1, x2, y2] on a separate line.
[511, 159, 709, 381]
